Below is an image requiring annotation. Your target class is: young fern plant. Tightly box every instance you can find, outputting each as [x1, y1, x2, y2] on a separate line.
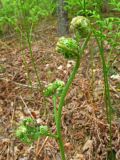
[92, 24, 115, 160]
[15, 1, 41, 90]
[16, 16, 91, 160]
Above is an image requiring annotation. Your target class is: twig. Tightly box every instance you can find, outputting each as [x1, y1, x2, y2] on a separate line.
[15, 81, 37, 89]
[36, 137, 49, 157]
[10, 100, 16, 160]
[11, 100, 16, 126]
[0, 77, 38, 89]
[20, 95, 35, 120]
[47, 141, 56, 160]
[7, 144, 10, 160]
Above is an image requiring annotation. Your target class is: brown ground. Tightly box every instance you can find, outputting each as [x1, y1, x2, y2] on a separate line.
[0, 19, 120, 160]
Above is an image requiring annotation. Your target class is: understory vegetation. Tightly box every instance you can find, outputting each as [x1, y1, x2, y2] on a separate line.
[0, 0, 120, 160]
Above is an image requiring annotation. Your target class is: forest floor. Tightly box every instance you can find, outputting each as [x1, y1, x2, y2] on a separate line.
[0, 19, 120, 160]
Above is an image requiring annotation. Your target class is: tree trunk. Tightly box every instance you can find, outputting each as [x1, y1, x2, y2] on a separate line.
[102, 0, 109, 13]
[57, 0, 69, 36]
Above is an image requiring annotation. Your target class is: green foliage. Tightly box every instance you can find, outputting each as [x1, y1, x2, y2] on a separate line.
[70, 16, 91, 38]
[38, 0, 56, 16]
[16, 118, 49, 144]
[65, 0, 91, 16]
[93, 15, 120, 51]
[44, 80, 65, 97]
[110, 0, 120, 11]
[64, 0, 104, 17]
[56, 37, 79, 60]
[92, 10, 120, 160]
[0, 0, 56, 33]
[0, 0, 16, 33]
[0, 0, 56, 89]
[64, 0, 120, 17]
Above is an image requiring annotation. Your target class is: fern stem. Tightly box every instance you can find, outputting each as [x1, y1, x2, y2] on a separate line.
[94, 31, 113, 159]
[56, 34, 91, 160]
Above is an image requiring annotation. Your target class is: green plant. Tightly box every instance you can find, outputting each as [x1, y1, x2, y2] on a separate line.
[15, 7, 119, 158]
[0, 0, 16, 34]
[64, 0, 105, 17]
[0, 0, 56, 34]
[70, 16, 91, 38]
[14, 0, 45, 89]
[16, 118, 57, 144]
[0, 0, 56, 89]
[16, 16, 91, 160]
[65, 0, 90, 16]
[92, 13, 120, 160]
[93, 29, 114, 160]
[110, 0, 120, 12]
